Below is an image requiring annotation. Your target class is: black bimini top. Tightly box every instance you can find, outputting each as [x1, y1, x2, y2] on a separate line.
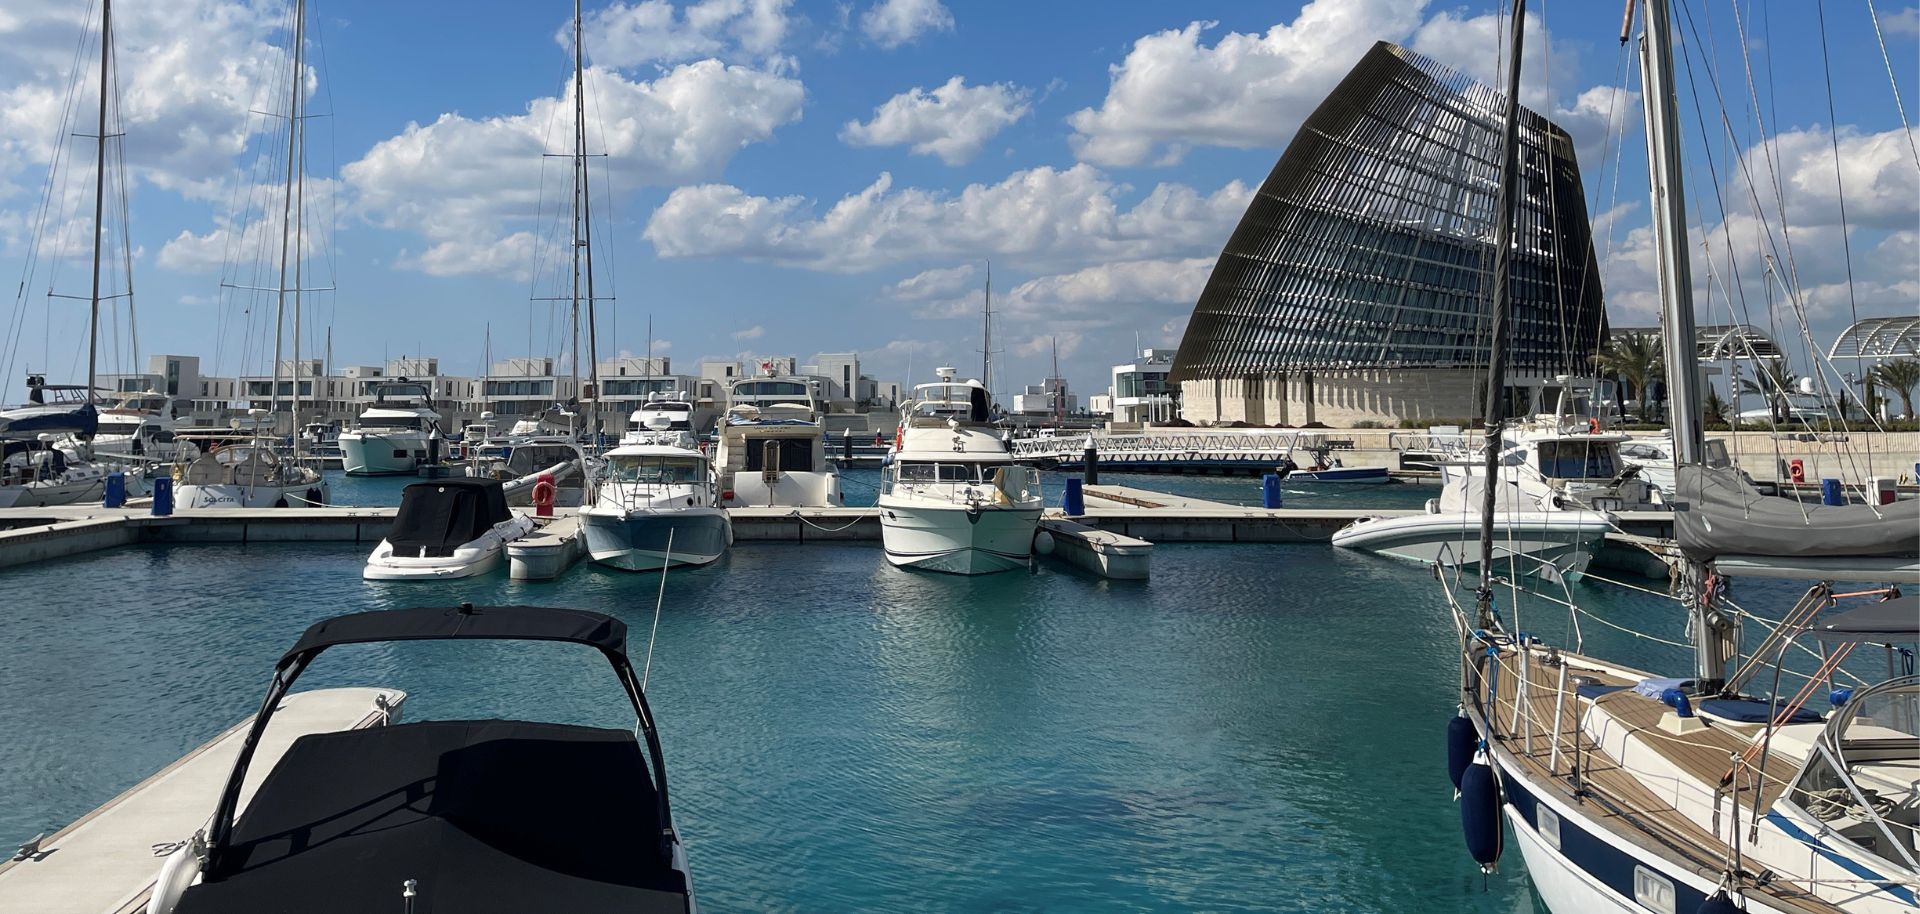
[386, 478, 514, 557]
[283, 605, 628, 664]
[174, 720, 689, 914]
[1811, 596, 1919, 643]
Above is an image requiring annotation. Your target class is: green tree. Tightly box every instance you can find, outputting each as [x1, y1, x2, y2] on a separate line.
[1703, 387, 1731, 427]
[1873, 358, 1920, 419]
[1593, 333, 1664, 420]
[1739, 361, 1802, 424]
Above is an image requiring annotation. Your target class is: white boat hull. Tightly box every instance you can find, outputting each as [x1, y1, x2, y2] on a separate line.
[175, 480, 329, 510]
[0, 475, 108, 507]
[1330, 509, 1610, 577]
[580, 506, 732, 571]
[338, 431, 430, 475]
[724, 470, 841, 508]
[362, 516, 535, 581]
[879, 501, 1042, 575]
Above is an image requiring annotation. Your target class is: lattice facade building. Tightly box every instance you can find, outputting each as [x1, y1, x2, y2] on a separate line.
[1171, 42, 1607, 426]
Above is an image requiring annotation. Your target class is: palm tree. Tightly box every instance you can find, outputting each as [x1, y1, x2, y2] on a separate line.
[1593, 333, 1663, 421]
[1873, 358, 1920, 419]
[1739, 361, 1801, 424]
[1703, 387, 1731, 428]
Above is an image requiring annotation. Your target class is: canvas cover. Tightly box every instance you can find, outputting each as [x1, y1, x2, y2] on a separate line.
[388, 478, 512, 557]
[0, 401, 96, 438]
[1674, 465, 1920, 563]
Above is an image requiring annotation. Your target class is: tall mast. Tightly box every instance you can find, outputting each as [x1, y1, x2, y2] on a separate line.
[575, 0, 601, 433]
[270, 0, 306, 430]
[1639, 0, 1733, 686]
[291, 44, 307, 457]
[981, 262, 993, 393]
[1474, 0, 1529, 628]
[86, 0, 112, 403]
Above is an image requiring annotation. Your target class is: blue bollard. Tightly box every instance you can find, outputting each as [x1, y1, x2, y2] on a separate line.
[150, 476, 174, 516]
[1821, 478, 1844, 506]
[103, 471, 126, 508]
[1262, 473, 1283, 509]
[1063, 477, 1085, 516]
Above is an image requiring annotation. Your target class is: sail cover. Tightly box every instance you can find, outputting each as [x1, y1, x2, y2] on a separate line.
[0, 401, 97, 438]
[1674, 465, 1920, 563]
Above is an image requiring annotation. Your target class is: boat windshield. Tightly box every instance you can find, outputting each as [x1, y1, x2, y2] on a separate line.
[607, 454, 705, 484]
[1535, 440, 1617, 479]
[897, 461, 993, 483]
[909, 383, 990, 423]
[373, 383, 432, 407]
[734, 380, 812, 404]
[360, 415, 423, 430]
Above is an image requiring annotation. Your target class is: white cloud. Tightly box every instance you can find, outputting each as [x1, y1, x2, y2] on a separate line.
[1408, 10, 1577, 112]
[1066, 1, 1429, 167]
[860, 0, 952, 49]
[0, 0, 291, 199]
[572, 0, 793, 68]
[731, 324, 765, 340]
[888, 263, 976, 300]
[1880, 6, 1919, 37]
[343, 61, 804, 278]
[840, 77, 1030, 165]
[643, 164, 1251, 274]
[995, 257, 1214, 325]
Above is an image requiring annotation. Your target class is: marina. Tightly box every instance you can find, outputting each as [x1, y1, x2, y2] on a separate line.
[0, 0, 1915, 911]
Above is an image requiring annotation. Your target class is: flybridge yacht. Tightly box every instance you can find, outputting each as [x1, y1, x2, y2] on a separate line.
[91, 391, 195, 461]
[627, 394, 697, 440]
[713, 375, 841, 508]
[580, 402, 732, 571]
[878, 368, 1042, 575]
[338, 381, 442, 476]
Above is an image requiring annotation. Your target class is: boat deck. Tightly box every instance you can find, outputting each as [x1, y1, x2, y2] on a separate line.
[1485, 647, 1842, 914]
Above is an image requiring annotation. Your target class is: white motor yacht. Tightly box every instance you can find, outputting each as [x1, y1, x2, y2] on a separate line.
[713, 375, 841, 508]
[0, 380, 122, 507]
[1617, 432, 1741, 496]
[580, 407, 731, 571]
[337, 381, 442, 476]
[878, 369, 1043, 575]
[363, 478, 535, 580]
[90, 391, 197, 462]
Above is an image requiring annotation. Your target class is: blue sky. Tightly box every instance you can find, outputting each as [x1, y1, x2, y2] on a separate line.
[0, 0, 1915, 403]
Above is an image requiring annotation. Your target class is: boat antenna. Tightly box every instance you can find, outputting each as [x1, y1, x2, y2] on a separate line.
[85, 0, 113, 405]
[980, 261, 993, 393]
[642, 529, 673, 690]
[1473, 0, 1529, 630]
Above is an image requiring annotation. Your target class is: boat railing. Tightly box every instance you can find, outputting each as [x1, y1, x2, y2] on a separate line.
[1008, 431, 1320, 462]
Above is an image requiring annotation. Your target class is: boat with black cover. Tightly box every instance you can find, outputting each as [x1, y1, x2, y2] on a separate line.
[363, 478, 536, 580]
[148, 604, 696, 914]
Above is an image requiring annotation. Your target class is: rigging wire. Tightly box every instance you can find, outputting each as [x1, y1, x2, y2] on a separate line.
[1865, 0, 1920, 172]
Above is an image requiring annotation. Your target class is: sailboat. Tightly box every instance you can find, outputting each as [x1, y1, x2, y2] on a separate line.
[0, 1, 147, 508]
[1445, 3, 1919, 912]
[173, 0, 328, 510]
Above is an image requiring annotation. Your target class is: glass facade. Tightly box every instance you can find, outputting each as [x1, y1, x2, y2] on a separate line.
[1171, 42, 1606, 382]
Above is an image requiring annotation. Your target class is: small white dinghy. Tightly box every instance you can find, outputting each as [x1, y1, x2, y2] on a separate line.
[364, 478, 535, 580]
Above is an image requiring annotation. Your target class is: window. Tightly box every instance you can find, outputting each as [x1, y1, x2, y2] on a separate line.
[896, 462, 980, 483]
[745, 439, 816, 472]
[607, 455, 705, 484]
[1536, 441, 1618, 480]
[1534, 804, 1560, 851]
[1631, 866, 1675, 914]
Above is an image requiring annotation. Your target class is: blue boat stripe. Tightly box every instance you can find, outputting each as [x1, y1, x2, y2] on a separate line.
[1498, 769, 1710, 911]
[1763, 810, 1917, 905]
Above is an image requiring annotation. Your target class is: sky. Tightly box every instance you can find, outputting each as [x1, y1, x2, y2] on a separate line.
[0, 0, 1915, 405]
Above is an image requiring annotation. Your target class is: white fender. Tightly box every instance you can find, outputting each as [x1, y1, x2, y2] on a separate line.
[146, 833, 205, 914]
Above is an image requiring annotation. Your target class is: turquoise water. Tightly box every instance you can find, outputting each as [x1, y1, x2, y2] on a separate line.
[0, 534, 1839, 912]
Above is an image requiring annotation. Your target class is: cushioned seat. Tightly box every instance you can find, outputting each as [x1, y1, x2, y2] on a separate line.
[1696, 698, 1824, 725]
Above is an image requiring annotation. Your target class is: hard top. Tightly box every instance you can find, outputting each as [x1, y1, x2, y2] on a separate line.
[283, 605, 627, 664]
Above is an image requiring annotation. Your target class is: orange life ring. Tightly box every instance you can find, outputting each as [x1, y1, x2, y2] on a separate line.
[1587, 417, 1601, 434]
[531, 479, 557, 510]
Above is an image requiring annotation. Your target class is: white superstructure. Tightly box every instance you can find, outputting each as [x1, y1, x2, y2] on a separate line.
[713, 375, 841, 508]
[337, 381, 441, 476]
[878, 369, 1042, 575]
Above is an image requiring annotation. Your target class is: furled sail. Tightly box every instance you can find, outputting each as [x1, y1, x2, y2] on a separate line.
[1674, 465, 1919, 567]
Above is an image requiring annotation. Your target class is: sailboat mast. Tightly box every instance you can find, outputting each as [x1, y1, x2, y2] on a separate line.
[86, 0, 111, 403]
[270, 0, 306, 429]
[1474, 0, 1530, 625]
[1639, 0, 1732, 687]
[575, 0, 601, 433]
[291, 58, 307, 458]
[565, 0, 591, 437]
